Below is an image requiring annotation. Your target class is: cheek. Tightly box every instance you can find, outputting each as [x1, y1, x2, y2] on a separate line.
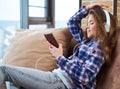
[92, 24, 97, 29]
[92, 24, 97, 31]
[92, 27, 97, 35]
[89, 25, 97, 37]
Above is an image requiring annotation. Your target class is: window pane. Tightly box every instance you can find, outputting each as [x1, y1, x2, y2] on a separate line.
[29, 0, 46, 7]
[0, 0, 20, 59]
[29, 0, 46, 17]
[29, 7, 46, 17]
[55, 0, 79, 27]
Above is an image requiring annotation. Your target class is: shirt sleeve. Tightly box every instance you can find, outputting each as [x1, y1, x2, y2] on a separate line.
[67, 6, 88, 43]
[56, 48, 104, 86]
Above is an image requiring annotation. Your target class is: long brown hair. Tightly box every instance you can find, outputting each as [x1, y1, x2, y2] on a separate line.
[87, 6, 117, 64]
[86, 6, 118, 88]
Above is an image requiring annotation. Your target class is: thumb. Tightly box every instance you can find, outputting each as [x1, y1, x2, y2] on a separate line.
[59, 43, 62, 47]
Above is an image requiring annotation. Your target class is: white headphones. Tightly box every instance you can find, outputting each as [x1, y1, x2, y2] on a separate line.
[103, 10, 111, 32]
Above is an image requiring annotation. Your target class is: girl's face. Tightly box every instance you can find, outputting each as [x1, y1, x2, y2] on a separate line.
[86, 14, 97, 39]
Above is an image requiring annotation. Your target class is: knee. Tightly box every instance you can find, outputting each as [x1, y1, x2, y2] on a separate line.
[0, 65, 8, 71]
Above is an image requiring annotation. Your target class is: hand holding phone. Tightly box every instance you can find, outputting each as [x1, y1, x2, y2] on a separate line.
[44, 33, 59, 48]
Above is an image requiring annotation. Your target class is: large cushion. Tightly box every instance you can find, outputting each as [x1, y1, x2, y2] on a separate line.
[97, 29, 120, 89]
[2, 27, 72, 71]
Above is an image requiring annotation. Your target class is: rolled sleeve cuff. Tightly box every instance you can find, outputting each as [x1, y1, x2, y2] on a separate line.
[77, 6, 88, 18]
[57, 56, 67, 67]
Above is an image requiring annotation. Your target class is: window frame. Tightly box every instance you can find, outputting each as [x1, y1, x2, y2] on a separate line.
[20, 0, 55, 29]
[113, 0, 117, 16]
[20, 0, 82, 29]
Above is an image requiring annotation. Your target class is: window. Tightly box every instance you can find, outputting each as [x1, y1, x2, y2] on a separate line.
[0, 0, 81, 60]
[29, 0, 46, 17]
[0, 0, 20, 59]
[21, 0, 81, 29]
[21, 0, 55, 29]
[55, 0, 81, 28]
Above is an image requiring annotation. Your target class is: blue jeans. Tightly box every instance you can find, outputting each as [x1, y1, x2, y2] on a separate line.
[0, 65, 67, 89]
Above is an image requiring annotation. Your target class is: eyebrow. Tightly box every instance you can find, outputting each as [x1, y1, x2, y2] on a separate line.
[88, 20, 94, 23]
[89, 20, 93, 22]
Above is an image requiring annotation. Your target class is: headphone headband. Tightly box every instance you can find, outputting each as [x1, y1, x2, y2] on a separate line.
[103, 10, 110, 32]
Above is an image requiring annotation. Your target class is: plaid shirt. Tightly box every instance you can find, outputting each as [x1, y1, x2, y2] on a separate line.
[56, 6, 105, 89]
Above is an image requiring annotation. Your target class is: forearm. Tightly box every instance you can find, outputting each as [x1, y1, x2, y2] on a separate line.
[67, 6, 88, 43]
[67, 6, 88, 24]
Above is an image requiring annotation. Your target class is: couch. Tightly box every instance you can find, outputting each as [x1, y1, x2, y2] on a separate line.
[0, 27, 120, 89]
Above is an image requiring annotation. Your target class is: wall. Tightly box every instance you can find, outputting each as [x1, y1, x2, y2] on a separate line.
[117, 0, 120, 24]
[81, 0, 120, 26]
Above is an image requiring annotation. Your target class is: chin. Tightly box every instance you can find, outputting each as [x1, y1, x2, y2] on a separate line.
[87, 35, 90, 38]
[87, 35, 92, 39]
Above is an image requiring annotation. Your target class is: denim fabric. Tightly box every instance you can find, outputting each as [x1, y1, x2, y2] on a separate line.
[0, 65, 67, 89]
[6, 81, 20, 89]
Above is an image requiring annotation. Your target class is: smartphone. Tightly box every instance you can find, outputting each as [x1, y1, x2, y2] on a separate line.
[44, 33, 59, 48]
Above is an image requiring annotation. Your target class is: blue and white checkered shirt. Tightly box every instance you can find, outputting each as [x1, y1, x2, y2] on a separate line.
[56, 6, 105, 89]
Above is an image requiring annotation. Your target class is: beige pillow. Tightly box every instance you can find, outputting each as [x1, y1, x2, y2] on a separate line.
[2, 27, 72, 71]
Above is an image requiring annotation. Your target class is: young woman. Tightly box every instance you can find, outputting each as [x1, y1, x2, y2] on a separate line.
[0, 3, 117, 89]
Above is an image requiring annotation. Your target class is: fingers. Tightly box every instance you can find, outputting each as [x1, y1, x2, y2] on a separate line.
[49, 43, 62, 49]
[49, 45, 55, 52]
[59, 43, 62, 48]
[49, 46, 54, 53]
[49, 43, 63, 59]
[98, 3, 109, 9]
[86, 3, 109, 10]
[93, 3, 108, 8]
[48, 43, 54, 54]
[48, 43, 60, 52]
